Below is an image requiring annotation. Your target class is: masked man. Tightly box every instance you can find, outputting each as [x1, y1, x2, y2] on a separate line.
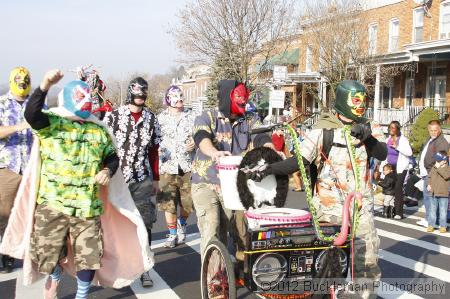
[192, 80, 273, 255]
[249, 80, 387, 299]
[0, 67, 32, 273]
[0, 70, 153, 299]
[156, 85, 195, 248]
[105, 77, 161, 288]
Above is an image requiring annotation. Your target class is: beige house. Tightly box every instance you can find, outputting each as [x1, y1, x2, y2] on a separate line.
[174, 65, 211, 114]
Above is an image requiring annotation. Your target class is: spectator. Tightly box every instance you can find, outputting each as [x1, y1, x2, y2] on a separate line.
[378, 164, 397, 218]
[104, 77, 161, 288]
[271, 127, 285, 152]
[380, 121, 412, 219]
[416, 120, 449, 228]
[290, 126, 304, 192]
[0, 67, 33, 274]
[426, 151, 450, 233]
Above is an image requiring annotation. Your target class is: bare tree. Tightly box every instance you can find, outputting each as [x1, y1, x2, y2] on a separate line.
[104, 68, 185, 113]
[300, 0, 407, 107]
[173, 0, 297, 82]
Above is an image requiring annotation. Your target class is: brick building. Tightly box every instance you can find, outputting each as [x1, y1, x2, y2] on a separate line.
[255, 0, 450, 126]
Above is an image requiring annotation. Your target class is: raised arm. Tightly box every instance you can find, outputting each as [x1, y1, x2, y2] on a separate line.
[25, 70, 64, 130]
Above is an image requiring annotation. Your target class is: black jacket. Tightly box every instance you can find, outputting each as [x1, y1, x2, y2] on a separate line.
[378, 172, 397, 195]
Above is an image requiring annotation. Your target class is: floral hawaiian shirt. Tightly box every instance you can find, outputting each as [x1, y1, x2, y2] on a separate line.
[158, 109, 195, 175]
[0, 93, 33, 174]
[104, 106, 161, 184]
[36, 113, 115, 218]
[191, 109, 261, 186]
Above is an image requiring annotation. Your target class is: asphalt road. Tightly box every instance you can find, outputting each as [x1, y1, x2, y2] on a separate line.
[1, 189, 449, 299]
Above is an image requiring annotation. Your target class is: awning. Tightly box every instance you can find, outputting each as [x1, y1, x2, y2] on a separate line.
[269, 48, 300, 65]
[255, 48, 300, 72]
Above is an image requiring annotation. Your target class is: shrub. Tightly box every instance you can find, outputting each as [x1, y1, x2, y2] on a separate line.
[408, 108, 440, 155]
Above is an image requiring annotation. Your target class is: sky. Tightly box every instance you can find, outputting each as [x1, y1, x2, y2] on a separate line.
[0, 0, 188, 87]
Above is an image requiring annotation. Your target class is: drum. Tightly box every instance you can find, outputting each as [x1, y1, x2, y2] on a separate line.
[245, 208, 312, 230]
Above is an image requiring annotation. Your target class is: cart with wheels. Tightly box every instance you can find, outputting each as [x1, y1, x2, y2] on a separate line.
[200, 124, 361, 299]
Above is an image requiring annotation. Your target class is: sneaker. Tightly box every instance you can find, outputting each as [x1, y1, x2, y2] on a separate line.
[43, 276, 59, 299]
[164, 234, 178, 248]
[439, 227, 447, 233]
[416, 218, 428, 227]
[177, 219, 187, 244]
[140, 271, 153, 288]
[427, 226, 434, 232]
[393, 215, 403, 220]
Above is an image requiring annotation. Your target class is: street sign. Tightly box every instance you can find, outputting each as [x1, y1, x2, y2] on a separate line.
[270, 90, 286, 109]
[273, 65, 287, 81]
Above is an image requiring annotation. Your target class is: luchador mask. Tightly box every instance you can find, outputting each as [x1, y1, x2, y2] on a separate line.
[334, 80, 367, 123]
[127, 77, 148, 106]
[164, 85, 183, 107]
[9, 67, 31, 97]
[348, 91, 366, 117]
[58, 80, 92, 119]
[230, 83, 250, 116]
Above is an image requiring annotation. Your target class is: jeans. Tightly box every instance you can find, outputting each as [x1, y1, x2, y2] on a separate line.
[428, 196, 449, 228]
[423, 176, 431, 220]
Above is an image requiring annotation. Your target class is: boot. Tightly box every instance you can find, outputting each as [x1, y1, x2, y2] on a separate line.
[387, 206, 394, 219]
[383, 206, 388, 218]
[0, 255, 14, 274]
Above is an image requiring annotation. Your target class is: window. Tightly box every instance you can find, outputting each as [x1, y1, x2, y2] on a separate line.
[306, 46, 312, 72]
[389, 19, 400, 52]
[381, 85, 392, 109]
[405, 73, 414, 107]
[440, 1, 450, 39]
[413, 8, 424, 43]
[368, 23, 378, 55]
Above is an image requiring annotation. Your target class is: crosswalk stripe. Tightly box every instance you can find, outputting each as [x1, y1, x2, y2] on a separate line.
[0, 268, 19, 283]
[130, 268, 180, 299]
[378, 281, 424, 299]
[375, 216, 450, 238]
[151, 233, 201, 251]
[403, 214, 423, 221]
[15, 269, 45, 299]
[379, 249, 450, 283]
[376, 228, 450, 255]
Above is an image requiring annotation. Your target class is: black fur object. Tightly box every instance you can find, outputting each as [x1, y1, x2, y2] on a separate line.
[237, 147, 289, 210]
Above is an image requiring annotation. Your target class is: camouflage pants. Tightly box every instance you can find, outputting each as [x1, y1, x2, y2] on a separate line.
[0, 168, 22, 238]
[30, 204, 103, 274]
[156, 173, 193, 214]
[129, 177, 156, 231]
[353, 210, 381, 299]
[192, 183, 232, 255]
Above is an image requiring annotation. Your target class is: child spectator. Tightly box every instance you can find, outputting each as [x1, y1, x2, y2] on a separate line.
[427, 151, 450, 233]
[378, 164, 397, 218]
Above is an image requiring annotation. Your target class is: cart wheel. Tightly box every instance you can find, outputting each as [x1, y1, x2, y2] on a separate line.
[201, 237, 237, 299]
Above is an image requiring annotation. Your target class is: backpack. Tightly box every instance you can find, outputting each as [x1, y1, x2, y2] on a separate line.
[309, 129, 334, 195]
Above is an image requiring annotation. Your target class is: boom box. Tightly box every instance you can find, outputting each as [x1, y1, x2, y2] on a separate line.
[242, 222, 350, 293]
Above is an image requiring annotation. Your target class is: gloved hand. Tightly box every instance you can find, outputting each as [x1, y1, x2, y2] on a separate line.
[350, 123, 372, 143]
[241, 163, 270, 182]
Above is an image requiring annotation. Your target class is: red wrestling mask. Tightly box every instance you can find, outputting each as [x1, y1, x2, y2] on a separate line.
[230, 83, 250, 116]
